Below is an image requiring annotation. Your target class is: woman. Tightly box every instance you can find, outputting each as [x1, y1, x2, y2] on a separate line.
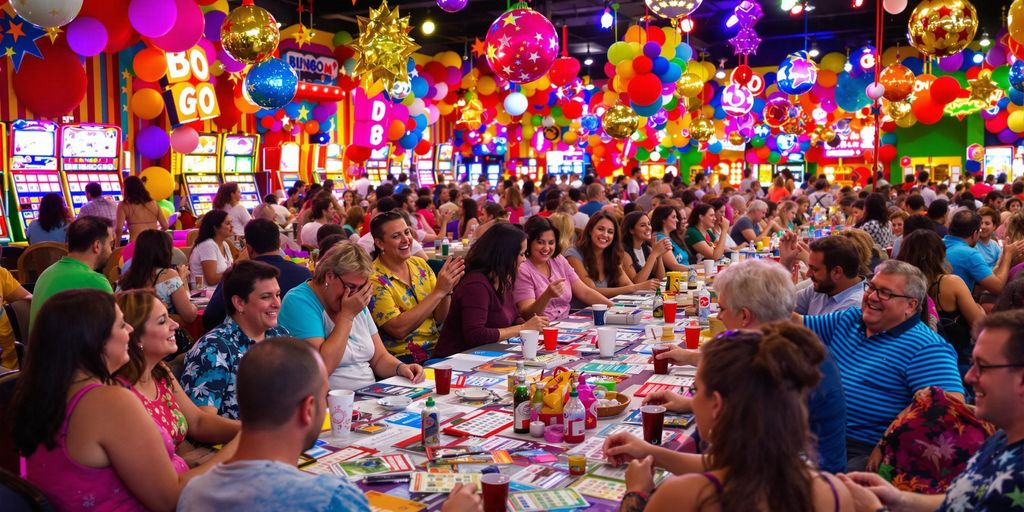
[368, 211, 465, 363]
[343, 205, 365, 240]
[434, 223, 548, 358]
[341, 189, 358, 210]
[188, 210, 234, 287]
[515, 217, 613, 321]
[889, 210, 909, 239]
[855, 192, 894, 250]
[116, 176, 168, 246]
[503, 185, 525, 225]
[473, 201, 509, 241]
[299, 195, 332, 247]
[212, 183, 251, 238]
[549, 212, 577, 254]
[27, 193, 71, 244]
[459, 198, 480, 239]
[650, 205, 690, 271]
[566, 212, 660, 301]
[522, 180, 538, 217]
[794, 196, 810, 227]
[278, 242, 426, 390]
[896, 230, 984, 370]
[603, 324, 853, 512]
[10, 290, 229, 511]
[621, 211, 670, 283]
[119, 229, 198, 325]
[997, 198, 1021, 238]
[777, 200, 798, 232]
[115, 290, 239, 466]
[684, 203, 730, 263]
[767, 175, 791, 203]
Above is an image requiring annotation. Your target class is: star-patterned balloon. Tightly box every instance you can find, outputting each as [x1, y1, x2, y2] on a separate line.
[484, 7, 558, 84]
[351, 0, 420, 91]
[0, 9, 47, 72]
[776, 51, 817, 95]
[907, 0, 977, 58]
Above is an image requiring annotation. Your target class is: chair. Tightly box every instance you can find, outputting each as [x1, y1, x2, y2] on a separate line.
[185, 228, 200, 248]
[16, 243, 67, 285]
[0, 246, 25, 281]
[103, 247, 125, 286]
[0, 467, 54, 512]
[0, 370, 21, 475]
[4, 299, 31, 351]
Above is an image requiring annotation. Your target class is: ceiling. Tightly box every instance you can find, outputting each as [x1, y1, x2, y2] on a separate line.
[257, 0, 1008, 78]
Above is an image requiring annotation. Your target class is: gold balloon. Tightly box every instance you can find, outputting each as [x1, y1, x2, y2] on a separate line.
[968, 70, 999, 104]
[689, 118, 715, 143]
[220, 3, 280, 65]
[907, 0, 978, 58]
[728, 131, 745, 145]
[1009, 0, 1024, 46]
[884, 100, 912, 121]
[879, 63, 915, 102]
[602, 105, 640, 139]
[820, 128, 836, 142]
[684, 96, 703, 114]
[675, 72, 704, 98]
[350, 1, 421, 92]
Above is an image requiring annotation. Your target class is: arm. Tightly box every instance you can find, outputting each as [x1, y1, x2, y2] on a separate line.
[460, 280, 547, 342]
[114, 203, 127, 243]
[156, 203, 168, 230]
[982, 240, 1024, 294]
[839, 472, 946, 512]
[161, 269, 198, 324]
[566, 255, 657, 297]
[602, 432, 707, 475]
[168, 373, 239, 444]
[376, 258, 464, 339]
[367, 332, 424, 383]
[570, 277, 613, 308]
[625, 239, 669, 283]
[312, 285, 372, 373]
[201, 260, 222, 286]
[516, 278, 565, 320]
[947, 275, 985, 327]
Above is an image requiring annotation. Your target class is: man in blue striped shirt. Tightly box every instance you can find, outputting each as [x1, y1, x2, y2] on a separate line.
[800, 259, 964, 471]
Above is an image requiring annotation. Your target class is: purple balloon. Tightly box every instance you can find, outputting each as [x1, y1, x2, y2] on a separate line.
[204, 11, 227, 42]
[129, 0, 177, 38]
[437, 0, 468, 13]
[137, 126, 170, 160]
[197, 38, 216, 62]
[986, 46, 1007, 67]
[643, 42, 661, 59]
[937, 53, 963, 73]
[218, 48, 245, 73]
[999, 127, 1018, 144]
[67, 17, 108, 57]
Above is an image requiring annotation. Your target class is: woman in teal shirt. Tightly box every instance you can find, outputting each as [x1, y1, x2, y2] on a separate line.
[650, 205, 690, 270]
[684, 203, 730, 262]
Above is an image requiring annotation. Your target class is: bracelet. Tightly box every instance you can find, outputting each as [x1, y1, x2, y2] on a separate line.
[395, 362, 406, 377]
[873, 508, 890, 512]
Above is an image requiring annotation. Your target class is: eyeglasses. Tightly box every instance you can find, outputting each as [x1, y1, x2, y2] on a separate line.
[970, 359, 1024, 375]
[331, 272, 366, 291]
[864, 282, 915, 302]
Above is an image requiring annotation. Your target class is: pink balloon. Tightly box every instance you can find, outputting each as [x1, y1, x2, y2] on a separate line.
[197, 38, 215, 62]
[129, 0, 176, 38]
[170, 125, 199, 153]
[150, 0, 204, 53]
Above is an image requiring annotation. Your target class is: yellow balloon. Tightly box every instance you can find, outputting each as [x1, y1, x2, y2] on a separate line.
[412, 54, 431, 66]
[220, 3, 280, 64]
[1008, 110, 1024, 133]
[563, 131, 578, 144]
[139, 166, 174, 201]
[700, 105, 715, 118]
[907, 0, 978, 57]
[616, 61, 636, 80]
[880, 46, 901, 66]
[130, 89, 165, 120]
[603, 91, 619, 106]
[533, 76, 551, 90]
[437, 102, 454, 115]
[201, 0, 229, 13]
[689, 118, 715, 142]
[675, 72, 704, 98]
[701, 61, 717, 81]
[820, 52, 847, 73]
[477, 76, 497, 95]
[895, 111, 918, 128]
[1011, 0, 1024, 45]
[602, 104, 640, 139]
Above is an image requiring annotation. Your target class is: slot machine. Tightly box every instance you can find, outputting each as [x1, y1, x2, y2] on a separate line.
[513, 158, 541, 182]
[776, 162, 805, 184]
[389, 149, 410, 183]
[59, 123, 123, 214]
[365, 145, 391, 185]
[279, 141, 302, 190]
[484, 156, 503, 185]
[640, 163, 666, 180]
[435, 143, 456, 185]
[320, 144, 348, 199]
[414, 145, 436, 187]
[172, 133, 221, 216]
[8, 120, 62, 240]
[220, 134, 261, 210]
[0, 122, 11, 243]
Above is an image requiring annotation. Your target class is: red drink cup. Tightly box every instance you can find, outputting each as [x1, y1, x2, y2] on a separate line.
[543, 327, 558, 351]
[663, 301, 677, 324]
[641, 405, 666, 445]
[684, 323, 701, 350]
[433, 366, 452, 395]
[651, 344, 672, 375]
[481, 473, 511, 512]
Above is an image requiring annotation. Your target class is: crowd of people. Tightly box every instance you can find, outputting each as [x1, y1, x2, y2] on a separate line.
[5, 166, 1024, 511]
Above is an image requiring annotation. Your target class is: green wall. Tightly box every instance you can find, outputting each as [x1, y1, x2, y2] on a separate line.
[891, 114, 984, 183]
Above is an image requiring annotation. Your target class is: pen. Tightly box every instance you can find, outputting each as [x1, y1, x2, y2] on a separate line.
[434, 450, 487, 460]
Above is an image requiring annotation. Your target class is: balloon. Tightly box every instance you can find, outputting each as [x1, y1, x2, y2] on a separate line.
[66, 16, 108, 57]
[437, 0, 468, 12]
[763, 97, 791, 127]
[244, 58, 298, 108]
[128, 0, 177, 37]
[389, 80, 412, 100]
[139, 166, 174, 201]
[484, 8, 557, 83]
[133, 48, 167, 82]
[675, 73, 704, 98]
[1010, 0, 1024, 45]
[151, 0, 205, 52]
[130, 89, 165, 119]
[10, 0, 83, 28]
[79, 0, 139, 53]
[346, 145, 372, 163]
[819, 52, 847, 73]
[221, 2, 280, 64]
[930, 76, 962, 104]
[602, 104, 640, 139]
[879, 63, 915, 101]
[628, 74, 662, 106]
[136, 126, 171, 159]
[1008, 110, 1024, 132]
[776, 51, 817, 95]
[885, 100, 912, 120]
[204, 10, 227, 41]
[907, 0, 978, 58]
[12, 39, 87, 117]
[504, 92, 528, 116]
[883, 0, 907, 14]
[170, 126, 200, 153]
[689, 118, 715, 142]
[1010, 61, 1024, 92]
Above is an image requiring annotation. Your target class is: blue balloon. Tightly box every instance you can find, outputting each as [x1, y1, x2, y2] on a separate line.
[902, 57, 924, 75]
[751, 98, 765, 114]
[407, 57, 416, 72]
[399, 131, 420, 149]
[965, 160, 982, 173]
[580, 114, 600, 133]
[1010, 61, 1024, 92]
[410, 76, 429, 98]
[713, 106, 726, 120]
[136, 125, 170, 159]
[244, 58, 298, 109]
[413, 113, 428, 131]
[660, 62, 683, 84]
[708, 141, 722, 154]
[651, 57, 669, 76]
[834, 72, 871, 112]
[631, 100, 662, 117]
[283, 102, 301, 118]
[1009, 88, 1024, 106]
[775, 51, 817, 95]
[674, 43, 692, 62]
[880, 133, 897, 145]
[763, 71, 776, 87]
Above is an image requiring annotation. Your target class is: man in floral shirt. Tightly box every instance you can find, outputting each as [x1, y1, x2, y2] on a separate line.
[181, 260, 289, 419]
[841, 311, 1024, 511]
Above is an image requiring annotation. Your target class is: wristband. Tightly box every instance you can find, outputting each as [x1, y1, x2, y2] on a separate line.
[395, 362, 406, 377]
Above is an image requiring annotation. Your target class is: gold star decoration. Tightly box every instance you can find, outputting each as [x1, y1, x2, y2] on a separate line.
[968, 71, 998, 104]
[292, 23, 315, 48]
[457, 97, 483, 129]
[349, 0, 420, 92]
[44, 26, 62, 43]
[297, 104, 310, 120]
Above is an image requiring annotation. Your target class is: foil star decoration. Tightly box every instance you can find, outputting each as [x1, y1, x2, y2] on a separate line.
[291, 24, 314, 48]
[968, 72, 998, 104]
[0, 9, 46, 71]
[457, 97, 484, 128]
[728, 26, 761, 55]
[350, 0, 421, 92]
[44, 26, 62, 43]
[471, 37, 486, 58]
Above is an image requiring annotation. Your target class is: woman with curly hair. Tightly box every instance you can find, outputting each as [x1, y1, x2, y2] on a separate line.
[565, 211, 659, 303]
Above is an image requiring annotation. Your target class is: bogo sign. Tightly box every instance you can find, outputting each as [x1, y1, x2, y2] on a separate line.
[161, 48, 220, 127]
[352, 87, 391, 150]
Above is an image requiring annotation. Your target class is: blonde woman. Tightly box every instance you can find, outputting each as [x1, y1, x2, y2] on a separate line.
[548, 212, 576, 255]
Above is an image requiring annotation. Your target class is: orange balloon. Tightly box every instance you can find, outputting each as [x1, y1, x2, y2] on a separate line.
[304, 120, 321, 134]
[388, 119, 406, 140]
[234, 94, 260, 114]
[130, 88, 165, 119]
[133, 48, 167, 83]
[816, 70, 837, 88]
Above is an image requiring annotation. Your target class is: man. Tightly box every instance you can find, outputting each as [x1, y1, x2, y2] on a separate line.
[579, 183, 607, 217]
[984, 190, 1005, 212]
[182, 260, 289, 419]
[76, 182, 117, 223]
[944, 209, 1022, 295]
[203, 219, 312, 331]
[634, 178, 661, 213]
[29, 216, 114, 329]
[976, 207, 1002, 268]
[351, 166, 372, 199]
[781, 234, 865, 315]
[394, 172, 410, 194]
[626, 167, 642, 201]
[903, 194, 926, 215]
[841, 312, 1024, 511]
[807, 179, 834, 210]
[916, 171, 937, 206]
[927, 199, 950, 236]
[970, 174, 996, 199]
[651, 259, 847, 473]
[800, 260, 964, 470]
[729, 199, 768, 246]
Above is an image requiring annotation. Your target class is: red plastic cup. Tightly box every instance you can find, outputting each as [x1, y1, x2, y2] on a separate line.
[651, 344, 672, 375]
[543, 327, 558, 351]
[433, 366, 452, 395]
[663, 301, 677, 324]
[684, 323, 701, 350]
[481, 473, 511, 512]
[641, 405, 666, 445]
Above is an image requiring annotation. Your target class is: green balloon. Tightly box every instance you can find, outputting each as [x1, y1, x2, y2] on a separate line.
[333, 31, 353, 46]
[635, 147, 650, 162]
[991, 66, 1010, 90]
[751, 136, 765, 148]
[550, 106, 563, 118]
[607, 41, 634, 65]
[683, 149, 702, 166]
[555, 115, 570, 127]
[663, 96, 678, 111]
[531, 115, 543, 127]
[671, 58, 687, 72]
[768, 151, 781, 164]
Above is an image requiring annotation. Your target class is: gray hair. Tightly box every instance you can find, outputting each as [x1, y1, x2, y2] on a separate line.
[729, 195, 747, 210]
[873, 259, 926, 313]
[748, 200, 769, 213]
[715, 259, 795, 323]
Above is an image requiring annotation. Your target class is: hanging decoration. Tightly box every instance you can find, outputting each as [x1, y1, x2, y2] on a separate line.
[727, 0, 762, 57]
[644, 0, 703, 22]
[0, 9, 47, 71]
[907, 0, 978, 58]
[350, 0, 420, 91]
[437, 0, 469, 13]
[602, 104, 640, 139]
[221, 0, 280, 64]
[483, 6, 558, 84]
[244, 57, 299, 108]
[9, 0, 83, 29]
[776, 51, 817, 95]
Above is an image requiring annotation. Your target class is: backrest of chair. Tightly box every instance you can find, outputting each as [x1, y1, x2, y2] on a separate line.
[0, 371, 21, 476]
[185, 228, 199, 248]
[103, 247, 125, 286]
[16, 243, 68, 285]
[4, 300, 31, 348]
[0, 246, 26, 281]
[0, 466, 54, 512]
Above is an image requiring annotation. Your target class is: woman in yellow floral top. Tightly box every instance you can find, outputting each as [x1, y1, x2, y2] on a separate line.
[369, 211, 465, 363]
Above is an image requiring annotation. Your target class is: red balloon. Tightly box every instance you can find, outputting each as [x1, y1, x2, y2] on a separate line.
[985, 110, 1009, 133]
[878, 144, 897, 162]
[911, 91, 944, 125]
[645, 26, 666, 45]
[930, 76, 961, 105]
[424, 61, 447, 83]
[561, 100, 583, 119]
[732, 64, 753, 86]
[548, 57, 580, 88]
[12, 40, 87, 117]
[333, 45, 355, 62]
[632, 56, 653, 75]
[260, 116, 275, 129]
[346, 145, 372, 163]
[627, 73, 662, 106]
[79, 0, 139, 53]
[414, 139, 432, 155]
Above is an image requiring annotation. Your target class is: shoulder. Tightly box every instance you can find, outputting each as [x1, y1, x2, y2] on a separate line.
[649, 473, 717, 510]
[564, 247, 583, 260]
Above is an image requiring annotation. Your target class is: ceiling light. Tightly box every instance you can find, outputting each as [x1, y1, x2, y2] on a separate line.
[584, 57, 594, 66]
[808, 45, 820, 58]
[422, 19, 435, 35]
[980, 32, 991, 47]
[600, 8, 614, 29]
[678, 17, 695, 32]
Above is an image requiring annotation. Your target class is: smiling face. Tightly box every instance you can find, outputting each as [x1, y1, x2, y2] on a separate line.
[861, 272, 918, 333]
[663, 210, 679, 232]
[375, 218, 414, 260]
[590, 218, 616, 250]
[891, 216, 904, 237]
[631, 215, 653, 244]
[323, 271, 369, 310]
[807, 250, 836, 294]
[980, 215, 996, 239]
[218, 217, 234, 238]
[138, 298, 180, 360]
[529, 229, 557, 264]
[965, 327, 1023, 429]
[699, 208, 717, 229]
[236, 278, 282, 332]
[103, 305, 134, 373]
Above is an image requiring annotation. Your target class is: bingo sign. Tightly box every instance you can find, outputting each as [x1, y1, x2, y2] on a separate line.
[353, 88, 391, 150]
[283, 50, 338, 85]
[161, 48, 219, 127]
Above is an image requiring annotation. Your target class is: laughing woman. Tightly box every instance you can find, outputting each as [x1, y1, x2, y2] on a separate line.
[621, 211, 671, 283]
[649, 205, 690, 272]
[565, 212, 659, 305]
[514, 217, 612, 321]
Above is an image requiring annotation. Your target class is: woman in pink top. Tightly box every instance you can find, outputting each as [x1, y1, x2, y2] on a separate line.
[115, 290, 240, 466]
[9, 290, 234, 512]
[514, 216, 612, 320]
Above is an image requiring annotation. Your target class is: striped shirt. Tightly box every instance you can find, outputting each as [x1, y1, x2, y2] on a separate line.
[804, 308, 963, 444]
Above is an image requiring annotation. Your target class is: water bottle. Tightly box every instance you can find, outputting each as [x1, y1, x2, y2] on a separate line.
[421, 397, 440, 447]
[563, 384, 586, 444]
[440, 236, 450, 257]
[698, 285, 711, 326]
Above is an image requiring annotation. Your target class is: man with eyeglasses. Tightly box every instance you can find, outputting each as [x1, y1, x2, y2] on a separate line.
[798, 259, 964, 471]
[841, 311, 1024, 511]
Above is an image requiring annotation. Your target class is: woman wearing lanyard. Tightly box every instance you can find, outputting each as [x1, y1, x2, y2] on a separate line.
[649, 205, 690, 271]
[684, 203, 730, 262]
